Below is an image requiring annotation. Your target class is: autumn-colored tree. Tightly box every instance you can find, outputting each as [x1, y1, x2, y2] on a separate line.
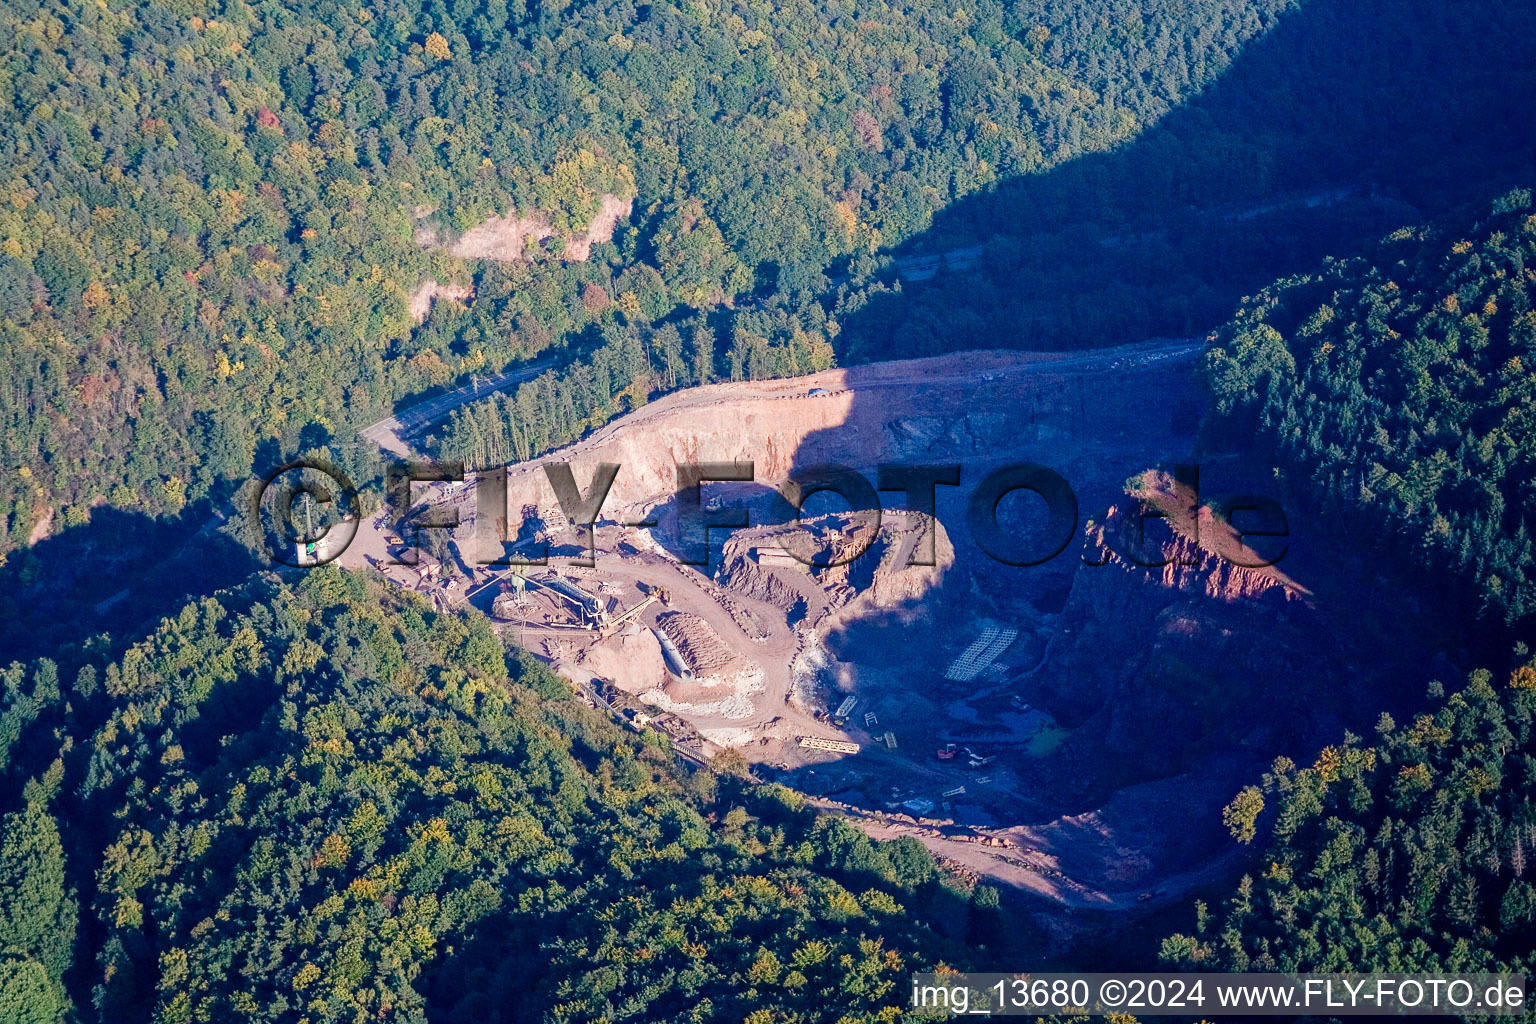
[581, 281, 610, 315]
[1221, 786, 1264, 843]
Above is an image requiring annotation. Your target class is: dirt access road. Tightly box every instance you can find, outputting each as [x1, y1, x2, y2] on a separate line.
[556, 337, 1201, 436]
[359, 356, 556, 456]
[357, 337, 1199, 459]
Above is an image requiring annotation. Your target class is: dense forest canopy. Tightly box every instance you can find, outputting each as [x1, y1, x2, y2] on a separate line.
[0, 567, 991, 1022]
[1201, 190, 1536, 624]
[1154, 190, 1536, 1015]
[1164, 661, 1536, 983]
[1, 0, 1306, 547]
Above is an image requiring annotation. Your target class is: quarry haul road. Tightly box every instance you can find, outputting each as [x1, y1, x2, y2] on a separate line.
[496, 336, 1205, 469]
[357, 337, 1202, 458]
[359, 356, 556, 456]
[839, 808, 1252, 911]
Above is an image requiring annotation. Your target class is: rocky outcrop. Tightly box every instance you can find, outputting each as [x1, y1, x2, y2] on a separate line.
[1077, 503, 1310, 607]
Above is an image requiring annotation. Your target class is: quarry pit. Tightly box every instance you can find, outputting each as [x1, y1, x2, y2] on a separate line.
[339, 337, 1373, 927]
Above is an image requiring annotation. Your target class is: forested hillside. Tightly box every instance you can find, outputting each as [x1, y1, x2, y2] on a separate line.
[0, 0, 1295, 547]
[805, 0, 1536, 363]
[1201, 190, 1536, 624]
[1163, 660, 1536, 980]
[0, 568, 982, 1022]
[1162, 190, 1536, 1002]
[427, 0, 1536, 479]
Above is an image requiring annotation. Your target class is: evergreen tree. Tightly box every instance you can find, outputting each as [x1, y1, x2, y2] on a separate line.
[0, 953, 63, 1024]
[0, 799, 75, 1024]
[0, 802, 76, 985]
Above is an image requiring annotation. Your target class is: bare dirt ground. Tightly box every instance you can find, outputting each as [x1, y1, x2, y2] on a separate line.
[564, 194, 633, 261]
[27, 505, 52, 545]
[340, 337, 1289, 918]
[407, 280, 474, 324]
[442, 193, 632, 263]
[365, 196, 636, 454]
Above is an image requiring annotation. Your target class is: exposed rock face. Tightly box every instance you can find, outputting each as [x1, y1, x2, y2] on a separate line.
[494, 388, 862, 528]
[833, 513, 954, 624]
[1079, 503, 1311, 607]
[443, 194, 632, 263]
[1037, 498, 1326, 794]
[886, 402, 1072, 454]
[450, 211, 553, 262]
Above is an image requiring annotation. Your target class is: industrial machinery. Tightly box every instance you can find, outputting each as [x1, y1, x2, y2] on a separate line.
[797, 736, 860, 754]
[522, 572, 608, 627]
[654, 628, 694, 681]
[607, 589, 663, 630]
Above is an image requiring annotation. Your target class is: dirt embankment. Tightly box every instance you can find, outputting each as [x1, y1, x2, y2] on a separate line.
[504, 388, 861, 520]
[489, 341, 1202, 530]
[27, 506, 52, 545]
[656, 610, 741, 675]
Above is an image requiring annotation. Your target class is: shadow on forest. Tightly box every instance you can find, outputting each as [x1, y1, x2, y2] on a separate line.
[0, 502, 262, 668]
[748, 0, 1530, 923]
[835, 0, 1536, 361]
